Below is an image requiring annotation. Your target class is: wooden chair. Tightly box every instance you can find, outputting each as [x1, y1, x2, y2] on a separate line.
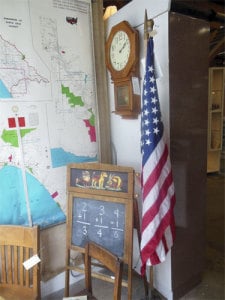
[75, 242, 123, 300]
[0, 225, 40, 300]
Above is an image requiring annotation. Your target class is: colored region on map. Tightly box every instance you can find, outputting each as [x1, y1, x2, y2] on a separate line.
[0, 79, 11, 98]
[61, 85, 96, 142]
[1, 128, 36, 147]
[0, 165, 65, 228]
[51, 147, 97, 168]
[84, 108, 96, 142]
[87, 108, 95, 126]
[84, 119, 96, 142]
[62, 84, 84, 107]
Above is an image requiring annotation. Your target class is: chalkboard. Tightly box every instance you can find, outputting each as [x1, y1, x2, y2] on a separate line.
[67, 191, 133, 262]
[71, 195, 125, 257]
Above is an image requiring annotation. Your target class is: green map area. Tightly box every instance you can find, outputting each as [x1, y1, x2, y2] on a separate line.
[88, 108, 95, 126]
[61, 84, 96, 141]
[62, 84, 84, 107]
[1, 128, 36, 147]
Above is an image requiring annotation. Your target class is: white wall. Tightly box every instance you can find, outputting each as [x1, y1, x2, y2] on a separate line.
[105, 0, 173, 299]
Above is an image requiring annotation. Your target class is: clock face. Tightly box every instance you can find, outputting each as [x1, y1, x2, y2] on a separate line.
[110, 30, 131, 71]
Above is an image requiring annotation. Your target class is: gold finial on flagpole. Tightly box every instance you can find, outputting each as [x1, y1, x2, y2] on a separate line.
[144, 9, 155, 58]
[144, 9, 154, 42]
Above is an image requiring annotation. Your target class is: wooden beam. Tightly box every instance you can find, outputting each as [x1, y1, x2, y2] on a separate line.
[209, 36, 225, 58]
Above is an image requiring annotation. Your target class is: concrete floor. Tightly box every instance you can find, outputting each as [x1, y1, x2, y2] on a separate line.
[44, 172, 224, 299]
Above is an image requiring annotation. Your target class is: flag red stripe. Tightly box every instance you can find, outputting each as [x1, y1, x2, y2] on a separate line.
[141, 203, 175, 273]
[141, 170, 174, 231]
[141, 193, 175, 256]
[149, 250, 160, 266]
[143, 144, 168, 199]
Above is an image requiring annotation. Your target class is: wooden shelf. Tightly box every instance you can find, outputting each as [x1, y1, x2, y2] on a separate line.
[207, 67, 225, 172]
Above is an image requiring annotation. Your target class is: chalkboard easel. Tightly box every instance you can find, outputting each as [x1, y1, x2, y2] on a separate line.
[65, 163, 134, 299]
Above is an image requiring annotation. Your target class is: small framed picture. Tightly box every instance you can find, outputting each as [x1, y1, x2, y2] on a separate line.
[67, 162, 134, 198]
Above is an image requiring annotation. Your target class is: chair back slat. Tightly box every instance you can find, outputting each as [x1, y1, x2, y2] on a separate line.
[19, 246, 24, 286]
[25, 247, 30, 287]
[13, 246, 18, 285]
[0, 245, 6, 283]
[7, 245, 13, 284]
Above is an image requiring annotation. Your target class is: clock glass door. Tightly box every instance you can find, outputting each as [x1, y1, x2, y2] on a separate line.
[115, 81, 132, 111]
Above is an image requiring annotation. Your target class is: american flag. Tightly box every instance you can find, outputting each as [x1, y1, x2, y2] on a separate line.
[140, 37, 176, 275]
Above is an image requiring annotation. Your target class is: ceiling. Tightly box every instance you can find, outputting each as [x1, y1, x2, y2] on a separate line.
[103, 0, 225, 66]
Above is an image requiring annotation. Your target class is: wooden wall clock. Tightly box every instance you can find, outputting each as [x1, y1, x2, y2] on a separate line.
[105, 20, 140, 119]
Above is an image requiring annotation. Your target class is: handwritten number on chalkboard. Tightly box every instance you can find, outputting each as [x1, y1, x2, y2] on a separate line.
[114, 231, 119, 238]
[82, 225, 88, 236]
[97, 228, 102, 238]
[99, 205, 104, 215]
[114, 209, 119, 218]
[79, 202, 87, 221]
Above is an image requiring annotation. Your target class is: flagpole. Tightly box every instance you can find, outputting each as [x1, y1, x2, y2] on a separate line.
[144, 9, 154, 57]
[143, 9, 155, 299]
[141, 10, 176, 300]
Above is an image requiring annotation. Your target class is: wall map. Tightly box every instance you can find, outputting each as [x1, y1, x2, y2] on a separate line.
[0, 0, 98, 228]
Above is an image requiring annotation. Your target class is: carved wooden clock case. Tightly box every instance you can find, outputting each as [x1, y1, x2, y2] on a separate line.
[105, 20, 140, 119]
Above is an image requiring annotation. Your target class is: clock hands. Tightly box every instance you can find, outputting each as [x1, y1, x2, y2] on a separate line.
[119, 41, 127, 53]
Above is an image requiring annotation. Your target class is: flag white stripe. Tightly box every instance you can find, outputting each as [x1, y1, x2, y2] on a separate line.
[146, 228, 173, 266]
[142, 137, 165, 183]
[164, 226, 173, 249]
[155, 240, 166, 263]
[141, 184, 175, 249]
[142, 154, 173, 215]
